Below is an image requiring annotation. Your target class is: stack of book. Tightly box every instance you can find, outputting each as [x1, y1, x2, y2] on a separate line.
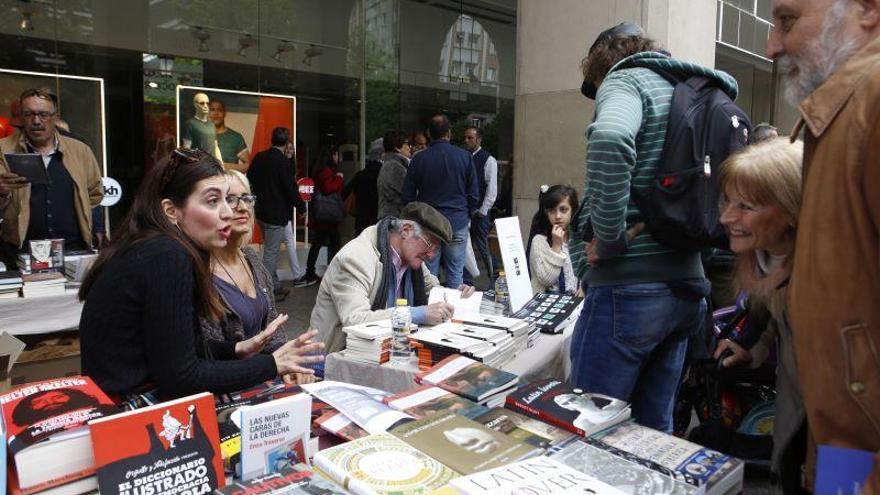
[505, 379, 631, 437]
[410, 326, 511, 369]
[21, 272, 66, 298]
[62, 252, 98, 283]
[0, 270, 23, 299]
[512, 291, 584, 335]
[1, 376, 119, 495]
[454, 314, 533, 351]
[342, 320, 392, 365]
[416, 354, 519, 408]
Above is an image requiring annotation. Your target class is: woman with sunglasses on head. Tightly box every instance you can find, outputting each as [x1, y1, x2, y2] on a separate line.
[201, 170, 317, 385]
[79, 149, 323, 406]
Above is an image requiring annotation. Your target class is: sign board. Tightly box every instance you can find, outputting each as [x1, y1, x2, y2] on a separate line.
[100, 177, 122, 207]
[297, 177, 315, 202]
[494, 216, 533, 313]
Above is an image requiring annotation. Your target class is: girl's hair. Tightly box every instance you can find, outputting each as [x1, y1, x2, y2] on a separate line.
[526, 185, 580, 258]
[224, 170, 254, 247]
[79, 148, 227, 321]
[719, 137, 803, 318]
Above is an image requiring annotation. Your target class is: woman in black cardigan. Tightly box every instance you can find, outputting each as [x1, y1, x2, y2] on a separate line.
[79, 149, 322, 403]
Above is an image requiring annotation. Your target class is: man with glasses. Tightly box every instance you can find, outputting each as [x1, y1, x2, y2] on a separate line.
[246, 127, 304, 301]
[310, 202, 473, 354]
[0, 88, 103, 265]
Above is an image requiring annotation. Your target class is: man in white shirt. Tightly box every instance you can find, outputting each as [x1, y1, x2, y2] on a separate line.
[463, 126, 497, 286]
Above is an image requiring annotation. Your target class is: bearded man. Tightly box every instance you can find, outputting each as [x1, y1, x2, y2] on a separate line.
[768, 0, 880, 491]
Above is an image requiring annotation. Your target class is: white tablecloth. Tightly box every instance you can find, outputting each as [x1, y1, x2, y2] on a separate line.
[325, 318, 578, 394]
[0, 293, 82, 335]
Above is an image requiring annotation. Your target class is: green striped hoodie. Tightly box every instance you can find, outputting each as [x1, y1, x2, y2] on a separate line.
[569, 52, 739, 287]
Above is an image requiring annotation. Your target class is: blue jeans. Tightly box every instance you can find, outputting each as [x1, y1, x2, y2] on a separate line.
[569, 282, 707, 432]
[258, 221, 286, 291]
[464, 214, 495, 286]
[426, 226, 469, 288]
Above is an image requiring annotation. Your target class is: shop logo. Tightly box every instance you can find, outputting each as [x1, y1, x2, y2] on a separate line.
[100, 177, 123, 207]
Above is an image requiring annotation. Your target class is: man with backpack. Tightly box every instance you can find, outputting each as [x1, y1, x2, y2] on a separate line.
[568, 23, 749, 432]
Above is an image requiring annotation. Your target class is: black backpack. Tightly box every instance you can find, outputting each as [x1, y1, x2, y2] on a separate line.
[630, 66, 751, 250]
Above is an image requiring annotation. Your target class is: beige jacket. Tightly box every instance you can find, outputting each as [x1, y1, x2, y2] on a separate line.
[789, 35, 880, 492]
[0, 131, 103, 248]
[309, 224, 439, 354]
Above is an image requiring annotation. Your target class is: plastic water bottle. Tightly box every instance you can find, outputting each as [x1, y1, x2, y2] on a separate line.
[391, 298, 412, 365]
[495, 271, 510, 315]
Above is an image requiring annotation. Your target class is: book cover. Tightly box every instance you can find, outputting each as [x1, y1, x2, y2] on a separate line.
[473, 408, 573, 449]
[385, 386, 488, 420]
[314, 410, 369, 442]
[89, 392, 225, 495]
[589, 421, 743, 495]
[815, 445, 877, 495]
[239, 393, 312, 481]
[511, 292, 583, 334]
[390, 412, 541, 475]
[214, 465, 347, 495]
[416, 355, 517, 403]
[313, 433, 457, 495]
[504, 379, 630, 436]
[548, 436, 701, 495]
[301, 381, 412, 434]
[0, 376, 117, 454]
[449, 455, 626, 494]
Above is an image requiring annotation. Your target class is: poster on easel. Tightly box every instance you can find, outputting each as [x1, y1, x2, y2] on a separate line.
[176, 85, 297, 244]
[494, 216, 532, 312]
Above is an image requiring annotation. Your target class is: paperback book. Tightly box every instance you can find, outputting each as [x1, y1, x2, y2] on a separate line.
[384, 385, 488, 420]
[0, 375, 118, 493]
[416, 354, 518, 404]
[89, 392, 225, 495]
[504, 379, 630, 436]
[473, 407, 573, 449]
[313, 433, 457, 495]
[389, 412, 541, 475]
[313, 410, 369, 442]
[238, 393, 312, 481]
[301, 381, 412, 434]
[588, 421, 744, 495]
[511, 292, 583, 334]
[214, 464, 347, 495]
[449, 455, 626, 495]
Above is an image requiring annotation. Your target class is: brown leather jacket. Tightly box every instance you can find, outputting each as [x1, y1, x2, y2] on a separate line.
[789, 36, 880, 492]
[0, 131, 103, 248]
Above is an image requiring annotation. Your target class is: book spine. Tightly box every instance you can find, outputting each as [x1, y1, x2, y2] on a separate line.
[504, 398, 584, 437]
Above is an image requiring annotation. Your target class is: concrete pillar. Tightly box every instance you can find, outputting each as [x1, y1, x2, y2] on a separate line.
[513, 0, 718, 236]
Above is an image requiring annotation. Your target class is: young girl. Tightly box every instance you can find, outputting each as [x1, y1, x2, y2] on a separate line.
[526, 185, 579, 295]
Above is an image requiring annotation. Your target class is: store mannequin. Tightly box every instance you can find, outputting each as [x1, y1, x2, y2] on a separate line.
[182, 92, 222, 161]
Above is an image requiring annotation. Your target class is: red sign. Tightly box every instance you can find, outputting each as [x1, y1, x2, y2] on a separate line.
[297, 177, 315, 202]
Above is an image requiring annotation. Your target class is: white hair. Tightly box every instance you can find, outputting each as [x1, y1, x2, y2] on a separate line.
[390, 218, 423, 237]
[779, 0, 861, 106]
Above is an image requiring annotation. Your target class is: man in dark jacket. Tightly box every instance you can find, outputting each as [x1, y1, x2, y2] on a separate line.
[246, 127, 305, 299]
[402, 115, 479, 288]
[344, 138, 383, 235]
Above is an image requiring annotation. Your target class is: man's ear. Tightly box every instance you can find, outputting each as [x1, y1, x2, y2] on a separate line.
[161, 198, 179, 225]
[854, 0, 880, 30]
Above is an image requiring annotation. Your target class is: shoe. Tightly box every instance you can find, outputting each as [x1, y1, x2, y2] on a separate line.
[293, 274, 318, 288]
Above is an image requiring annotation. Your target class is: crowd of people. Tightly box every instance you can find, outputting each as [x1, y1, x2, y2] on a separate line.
[0, 0, 877, 492]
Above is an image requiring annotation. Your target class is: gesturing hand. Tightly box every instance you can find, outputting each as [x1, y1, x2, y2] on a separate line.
[272, 329, 325, 376]
[235, 314, 288, 359]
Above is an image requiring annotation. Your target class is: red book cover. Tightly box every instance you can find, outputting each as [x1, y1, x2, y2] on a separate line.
[0, 375, 118, 455]
[89, 392, 225, 495]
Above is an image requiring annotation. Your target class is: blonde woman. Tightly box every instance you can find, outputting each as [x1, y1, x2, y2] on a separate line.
[201, 170, 318, 384]
[712, 138, 804, 493]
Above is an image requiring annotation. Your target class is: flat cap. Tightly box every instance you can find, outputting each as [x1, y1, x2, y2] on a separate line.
[400, 202, 453, 244]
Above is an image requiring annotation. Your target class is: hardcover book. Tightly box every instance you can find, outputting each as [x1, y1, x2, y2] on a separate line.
[588, 421, 744, 495]
[238, 393, 312, 481]
[389, 412, 541, 475]
[0, 376, 118, 492]
[504, 379, 630, 436]
[89, 392, 225, 495]
[416, 355, 518, 403]
[548, 436, 701, 495]
[473, 408, 573, 449]
[511, 292, 583, 334]
[449, 455, 626, 494]
[384, 385, 488, 420]
[313, 433, 457, 495]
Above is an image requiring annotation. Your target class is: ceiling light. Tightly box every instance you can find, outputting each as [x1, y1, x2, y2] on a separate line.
[191, 27, 211, 53]
[302, 45, 323, 66]
[272, 42, 295, 62]
[19, 9, 33, 31]
[238, 35, 257, 58]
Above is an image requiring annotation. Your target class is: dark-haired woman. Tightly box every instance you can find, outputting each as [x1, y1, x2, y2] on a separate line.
[79, 149, 323, 404]
[526, 185, 580, 295]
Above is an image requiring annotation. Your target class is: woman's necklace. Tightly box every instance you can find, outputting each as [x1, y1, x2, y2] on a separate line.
[214, 252, 254, 297]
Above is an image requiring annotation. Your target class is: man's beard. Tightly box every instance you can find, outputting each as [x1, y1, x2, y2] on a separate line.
[778, 0, 862, 106]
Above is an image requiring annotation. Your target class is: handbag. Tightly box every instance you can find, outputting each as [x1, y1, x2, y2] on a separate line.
[344, 191, 358, 216]
[312, 191, 345, 223]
